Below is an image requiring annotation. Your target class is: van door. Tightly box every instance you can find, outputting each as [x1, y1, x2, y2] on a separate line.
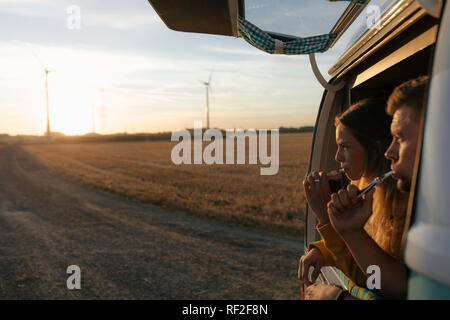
[403, 0, 450, 299]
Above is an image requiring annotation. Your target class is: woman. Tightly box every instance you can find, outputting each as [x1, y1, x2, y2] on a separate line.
[298, 98, 409, 299]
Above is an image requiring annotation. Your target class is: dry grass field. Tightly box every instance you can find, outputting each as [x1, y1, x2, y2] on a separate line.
[25, 132, 312, 237]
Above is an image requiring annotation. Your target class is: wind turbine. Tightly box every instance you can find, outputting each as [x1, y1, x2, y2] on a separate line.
[30, 49, 52, 139]
[202, 71, 213, 130]
[99, 88, 107, 133]
[44, 68, 51, 139]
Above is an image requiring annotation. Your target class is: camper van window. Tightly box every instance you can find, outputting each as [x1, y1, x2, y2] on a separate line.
[341, 0, 399, 51]
[244, 0, 349, 37]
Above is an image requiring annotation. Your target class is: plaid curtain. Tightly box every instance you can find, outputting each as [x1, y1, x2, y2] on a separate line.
[238, 17, 337, 55]
[238, 0, 369, 55]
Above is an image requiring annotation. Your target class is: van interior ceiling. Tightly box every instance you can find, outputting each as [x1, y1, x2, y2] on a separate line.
[350, 46, 433, 103]
[341, 14, 438, 103]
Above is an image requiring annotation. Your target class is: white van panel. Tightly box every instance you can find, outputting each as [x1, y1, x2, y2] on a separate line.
[405, 222, 450, 285]
[404, 1, 450, 286]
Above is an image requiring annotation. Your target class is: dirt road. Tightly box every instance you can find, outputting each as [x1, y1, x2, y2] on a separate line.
[0, 145, 303, 299]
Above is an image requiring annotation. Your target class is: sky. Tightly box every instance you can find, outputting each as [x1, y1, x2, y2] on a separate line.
[0, 0, 373, 135]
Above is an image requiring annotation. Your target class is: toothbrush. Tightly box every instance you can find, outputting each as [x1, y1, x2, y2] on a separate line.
[327, 168, 345, 178]
[357, 170, 393, 197]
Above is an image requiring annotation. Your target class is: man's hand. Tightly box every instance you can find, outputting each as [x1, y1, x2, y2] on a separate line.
[326, 185, 408, 300]
[298, 247, 324, 287]
[326, 184, 374, 237]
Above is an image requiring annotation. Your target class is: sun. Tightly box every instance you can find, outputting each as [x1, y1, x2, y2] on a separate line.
[48, 73, 99, 136]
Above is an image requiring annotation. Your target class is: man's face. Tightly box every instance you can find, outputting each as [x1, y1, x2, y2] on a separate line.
[385, 105, 421, 192]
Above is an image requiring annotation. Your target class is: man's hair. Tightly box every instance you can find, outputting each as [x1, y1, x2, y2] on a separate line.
[386, 75, 429, 116]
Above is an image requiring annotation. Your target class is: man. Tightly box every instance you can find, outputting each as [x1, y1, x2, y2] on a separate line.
[384, 76, 428, 193]
[309, 76, 429, 300]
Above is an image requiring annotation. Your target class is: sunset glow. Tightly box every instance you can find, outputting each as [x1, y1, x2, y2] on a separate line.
[0, 0, 354, 136]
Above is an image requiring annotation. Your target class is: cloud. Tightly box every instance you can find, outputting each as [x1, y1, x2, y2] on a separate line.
[0, 1, 161, 31]
[84, 10, 160, 30]
[0, 0, 52, 3]
[202, 45, 264, 56]
[0, 0, 58, 18]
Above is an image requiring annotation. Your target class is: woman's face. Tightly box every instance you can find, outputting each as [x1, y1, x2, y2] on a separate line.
[335, 124, 367, 180]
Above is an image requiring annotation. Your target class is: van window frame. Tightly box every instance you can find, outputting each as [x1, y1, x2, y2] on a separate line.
[305, 8, 441, 291]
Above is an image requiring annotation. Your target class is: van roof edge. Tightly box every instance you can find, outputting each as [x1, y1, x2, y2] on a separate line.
[329, 0, 424, 78]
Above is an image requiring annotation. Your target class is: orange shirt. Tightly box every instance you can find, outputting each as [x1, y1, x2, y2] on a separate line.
[308, 223, 367, 287]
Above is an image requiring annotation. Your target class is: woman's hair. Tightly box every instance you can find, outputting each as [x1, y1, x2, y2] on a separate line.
[335, 98, 408, 259]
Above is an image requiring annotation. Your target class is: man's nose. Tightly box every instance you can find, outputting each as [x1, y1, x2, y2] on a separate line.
[385, 142, 397, 161]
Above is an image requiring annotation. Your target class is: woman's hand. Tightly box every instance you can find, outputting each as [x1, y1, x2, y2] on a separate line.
[298, 247, 324, 287]
[327, 184, 374, 238]
[305, 283, 345, 300]
[303, 171, 332, 225]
